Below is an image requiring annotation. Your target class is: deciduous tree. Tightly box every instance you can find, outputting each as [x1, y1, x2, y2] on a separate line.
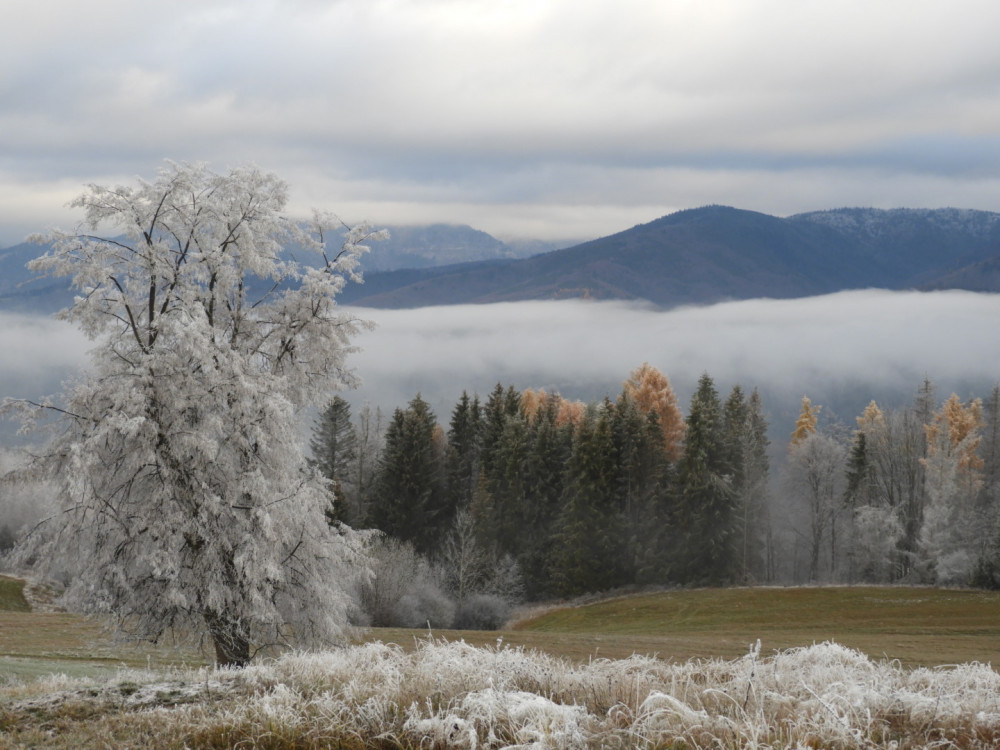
[3, 163, 385, 666]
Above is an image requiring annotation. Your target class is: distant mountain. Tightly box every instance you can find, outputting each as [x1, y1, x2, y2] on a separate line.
[361, 224, 533, 271]
[338, 206, 1000, 308]
[4, 207, 1000, 313]
[789, 207, 1000, 285]
[0, 224, 569, 314]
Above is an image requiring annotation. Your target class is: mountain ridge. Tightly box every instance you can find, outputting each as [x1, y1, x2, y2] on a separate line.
[3, 206, 999, 312]
[338, 205, 1000, 308]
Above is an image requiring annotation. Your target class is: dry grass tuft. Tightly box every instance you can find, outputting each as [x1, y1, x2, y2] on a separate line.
[1, 638, 999, 748]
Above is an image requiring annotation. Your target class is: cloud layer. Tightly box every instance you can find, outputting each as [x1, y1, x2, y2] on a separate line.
[1, 290, 996, 441]
[4, 1, 1000, 245]
[344, 289, 1000, 428]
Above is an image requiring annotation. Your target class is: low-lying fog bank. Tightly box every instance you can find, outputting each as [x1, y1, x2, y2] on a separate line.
[1, 289, 997, 440]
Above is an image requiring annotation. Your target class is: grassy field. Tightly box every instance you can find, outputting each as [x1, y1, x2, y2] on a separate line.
[3, 579, 1000, 748]
[3, 579, 1000, 683]
[508, 585, 1000, 667]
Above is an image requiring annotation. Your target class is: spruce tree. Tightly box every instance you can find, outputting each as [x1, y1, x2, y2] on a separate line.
[724, 385, 771, 583]
[474, 384, 523, 554]
[672, 373, 737, 585]
[744, 388, 772, 582]
[445, 391, 483, 513]
[368, 394, 445, 554]
[310, 396, 358, 524]
[518, 392, 574, 598]
[612, 390, 669, 584]
[552, 407, 625, 596]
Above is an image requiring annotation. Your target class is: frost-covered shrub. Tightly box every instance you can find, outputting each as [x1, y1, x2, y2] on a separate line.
[0, 448, 57, 565]
[436, 509, 525, 612]
[357, 533, 455, 627]
[453, 593, 511, 630]
[393, 583, 456, 629]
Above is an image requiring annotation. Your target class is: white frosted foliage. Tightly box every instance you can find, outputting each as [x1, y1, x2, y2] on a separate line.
[6, 639, 1000, 747]
[3, 162, 386, 664]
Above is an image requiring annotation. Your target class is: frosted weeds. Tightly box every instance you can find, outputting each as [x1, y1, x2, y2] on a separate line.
[4, 638, 1000, 748]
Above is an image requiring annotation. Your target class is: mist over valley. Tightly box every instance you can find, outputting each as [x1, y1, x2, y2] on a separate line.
[2, 289, 996, 444]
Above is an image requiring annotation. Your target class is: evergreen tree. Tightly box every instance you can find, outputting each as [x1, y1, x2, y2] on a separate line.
[724, 386, 771, 583]
[490, 413, 531, 554]
[479, 383, 522, 486]
[551, 407, 625, 596]
[518, 391, 574, 598]
[612, 390, 670, 584]
[368, 394, 445, 554]
[310, 396, 358, 524]
[672, 373, 737, 585]
[445, 391, 483, 513]
[472, 384, 524, 554]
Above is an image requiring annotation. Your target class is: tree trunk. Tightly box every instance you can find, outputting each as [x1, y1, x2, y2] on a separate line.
[205, 611, 251, 668]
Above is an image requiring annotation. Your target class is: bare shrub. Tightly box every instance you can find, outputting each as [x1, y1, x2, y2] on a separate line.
[357, 534, 454, 628]
[452, 593, 512, 630]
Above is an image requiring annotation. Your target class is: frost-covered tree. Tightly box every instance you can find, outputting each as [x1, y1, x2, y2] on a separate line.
[784, 431, 847, 582]
[2, 163, 386, 666]
[919, 394, 984, 584]
[843, 401, 921, 580]
[972, 384, 1000, 587]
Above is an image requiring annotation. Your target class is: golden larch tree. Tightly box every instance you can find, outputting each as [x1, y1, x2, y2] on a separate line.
[790, 396, 821, 447]
[622, 363, 686, 461]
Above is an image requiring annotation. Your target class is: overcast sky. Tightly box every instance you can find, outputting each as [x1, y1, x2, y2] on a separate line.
[3, 0, 1000, 246]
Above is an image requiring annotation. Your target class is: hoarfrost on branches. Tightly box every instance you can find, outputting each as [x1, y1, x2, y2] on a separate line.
[2, 162, 386, 666]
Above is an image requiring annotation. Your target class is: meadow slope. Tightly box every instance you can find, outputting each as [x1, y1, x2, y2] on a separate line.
[3, 582, 1000, 748]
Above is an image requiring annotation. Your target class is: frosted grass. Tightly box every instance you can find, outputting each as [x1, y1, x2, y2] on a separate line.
[3, 638, 999, 748]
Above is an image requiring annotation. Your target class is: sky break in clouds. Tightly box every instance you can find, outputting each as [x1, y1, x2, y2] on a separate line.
[4, 0, 1000, 245]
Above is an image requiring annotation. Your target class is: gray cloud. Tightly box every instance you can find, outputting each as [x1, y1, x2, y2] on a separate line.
[4, 0, 1000, 245]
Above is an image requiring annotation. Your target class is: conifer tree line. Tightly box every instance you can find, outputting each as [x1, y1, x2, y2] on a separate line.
[312, 370, 1000, 610]
[311, 365, 773, 604]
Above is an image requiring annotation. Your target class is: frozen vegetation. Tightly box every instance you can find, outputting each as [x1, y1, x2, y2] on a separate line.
[2, 638, 999, 748]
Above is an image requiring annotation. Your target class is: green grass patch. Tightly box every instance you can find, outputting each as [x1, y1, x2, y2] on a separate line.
[511, 585, 1000, 666]
[0, 576, 30, 613]
[1, 586, 999, 680]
